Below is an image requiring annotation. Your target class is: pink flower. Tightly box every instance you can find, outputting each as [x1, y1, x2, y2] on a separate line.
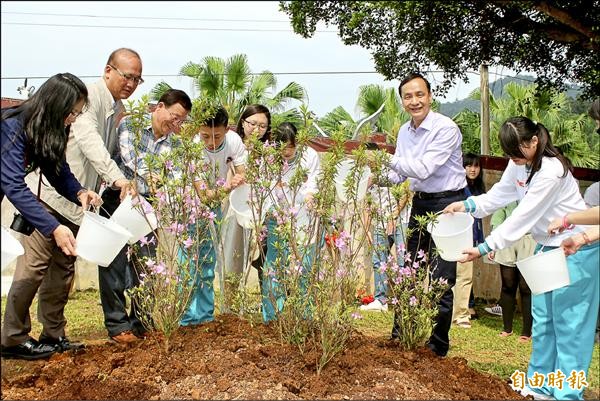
[336, 268, 347, 279]
[351, 312, 363, 320]
[183, 237, 194, 249]
[417, 249, 426, 260]
[152, 262, 166, 275]
[409, 296, 418, 306]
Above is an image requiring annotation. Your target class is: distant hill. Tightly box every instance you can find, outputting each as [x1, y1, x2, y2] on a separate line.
[439, 75, 583, 117]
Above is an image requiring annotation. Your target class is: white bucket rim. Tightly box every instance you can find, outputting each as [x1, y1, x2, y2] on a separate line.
[83, 211, 134, 238]
[426, 212, 474, 237]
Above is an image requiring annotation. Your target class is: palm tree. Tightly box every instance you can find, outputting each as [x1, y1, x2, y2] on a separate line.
[316, 84, 411, 141]
[355, 84, 410, 143]
[316, 106, 356, 139]
[453, 108, 482, 155]
[150, 54, 306, 125]
[466, 82, 598, 167]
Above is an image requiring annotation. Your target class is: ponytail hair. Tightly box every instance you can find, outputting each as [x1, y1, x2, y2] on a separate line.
[499, 116, 570, 184]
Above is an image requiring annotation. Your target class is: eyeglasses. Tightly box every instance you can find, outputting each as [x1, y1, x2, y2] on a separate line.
[167, 109, 189, 126]
[244, 119, 268, 130]
[108, 64, 144, 85]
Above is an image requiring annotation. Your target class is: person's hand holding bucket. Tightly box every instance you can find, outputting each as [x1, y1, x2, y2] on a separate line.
[442, 201, 466, 214]
[76, 188, 102, 212]
[113, 178, 137, 201]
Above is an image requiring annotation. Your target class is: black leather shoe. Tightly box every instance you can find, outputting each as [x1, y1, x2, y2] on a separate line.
[39, 335, 85, 352]
[1, 338, 57, 360]
[426, 342, 447, 357]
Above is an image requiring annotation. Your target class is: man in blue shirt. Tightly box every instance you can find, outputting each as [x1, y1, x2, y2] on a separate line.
[386, 72, 466, 357]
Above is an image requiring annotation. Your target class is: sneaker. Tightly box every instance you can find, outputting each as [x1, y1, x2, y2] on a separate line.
[484, 305, 502, 316]
[518, 386, 556, 400]
[110, 330, 139, 344]
[359, 299, 388, 312]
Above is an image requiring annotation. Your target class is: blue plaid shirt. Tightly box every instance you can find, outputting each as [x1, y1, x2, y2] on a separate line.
[116, 114, 178, 195]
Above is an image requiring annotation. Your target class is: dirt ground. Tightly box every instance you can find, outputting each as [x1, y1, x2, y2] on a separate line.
[1, 314, 525, 400]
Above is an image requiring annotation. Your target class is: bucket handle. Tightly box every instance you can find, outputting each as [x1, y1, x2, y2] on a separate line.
[537, 233, 552, 254]
[88, 203, 112, 217]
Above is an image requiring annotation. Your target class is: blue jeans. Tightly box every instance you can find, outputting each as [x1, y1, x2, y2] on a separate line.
[372, 221, 405, 303]
[261, 217, 315, 323]
[179, 208, 222, 326]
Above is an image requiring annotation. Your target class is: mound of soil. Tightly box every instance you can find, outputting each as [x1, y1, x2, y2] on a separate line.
[1, 314, 524, 400]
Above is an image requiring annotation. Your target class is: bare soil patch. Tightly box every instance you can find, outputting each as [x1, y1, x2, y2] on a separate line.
[1, 314, 524, 400]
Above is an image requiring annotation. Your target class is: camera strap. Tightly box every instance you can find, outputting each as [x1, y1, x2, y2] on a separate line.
[36, 174, 42, 200]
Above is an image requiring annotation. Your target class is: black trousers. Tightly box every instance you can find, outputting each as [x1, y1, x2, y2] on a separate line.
[98, 188, 154, 337]
[391, 191, 465, 356]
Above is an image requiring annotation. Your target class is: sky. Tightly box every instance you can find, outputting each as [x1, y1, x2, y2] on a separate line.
[1, 1, 504, 119]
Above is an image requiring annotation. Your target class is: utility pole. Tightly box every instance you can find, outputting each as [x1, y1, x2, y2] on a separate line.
[480, 63, 490, 155]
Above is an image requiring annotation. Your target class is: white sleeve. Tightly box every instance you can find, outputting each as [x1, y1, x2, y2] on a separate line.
[229, 132, 247, 167]
[301, 148, 320, 196]
[470, 164, 521, 218]
[484, 166, 563, 250]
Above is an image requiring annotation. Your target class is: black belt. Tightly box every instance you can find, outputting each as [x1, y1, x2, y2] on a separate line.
[413, 188, 465, 200]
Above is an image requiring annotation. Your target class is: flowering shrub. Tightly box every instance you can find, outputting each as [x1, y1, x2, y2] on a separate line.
[122, 97, 223, 352]
[238, 119, 374, 373]
[385, 213, 449, 351]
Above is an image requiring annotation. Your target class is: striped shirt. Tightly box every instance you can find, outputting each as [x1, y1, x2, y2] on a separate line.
[116, 114, 178, 195]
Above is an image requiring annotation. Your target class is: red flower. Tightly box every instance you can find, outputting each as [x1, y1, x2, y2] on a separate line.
[325, 232, 339, 247]
[361, 295, 374, 305]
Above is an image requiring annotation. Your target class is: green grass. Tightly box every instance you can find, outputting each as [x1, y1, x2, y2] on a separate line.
[2, 291, 598, 398]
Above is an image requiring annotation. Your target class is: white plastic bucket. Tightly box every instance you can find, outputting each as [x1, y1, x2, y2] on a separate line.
[426, 212, 474, 262]
[1, 226, 24, 272]
[229, 184, 270, 229]
[334, 159, 371, 202]
[76, 211, 133, 267]
[109, 194, 158, 244]
[516, 247, 570, 295]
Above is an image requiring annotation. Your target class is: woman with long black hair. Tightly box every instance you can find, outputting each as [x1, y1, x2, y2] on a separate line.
[1, 73, 101, 360]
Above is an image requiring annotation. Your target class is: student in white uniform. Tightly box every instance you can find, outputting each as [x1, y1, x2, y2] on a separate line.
[225, 104, 272, 295]
[444, 116, 598, 400]
[261, 122, 320, 322]
[179, 106, 246, 325]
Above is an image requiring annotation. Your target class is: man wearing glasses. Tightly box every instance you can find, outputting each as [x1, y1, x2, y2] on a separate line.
[25, 48, 143, 351]
[97, 89, 192, 343]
